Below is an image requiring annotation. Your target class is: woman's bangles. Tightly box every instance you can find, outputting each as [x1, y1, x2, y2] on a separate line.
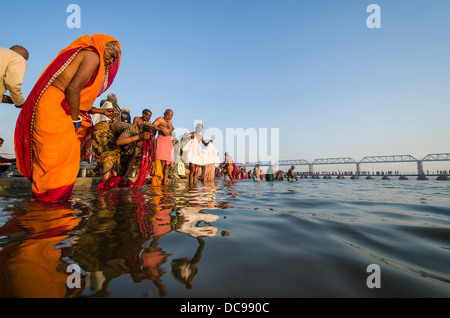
[73, 117, 82, 128]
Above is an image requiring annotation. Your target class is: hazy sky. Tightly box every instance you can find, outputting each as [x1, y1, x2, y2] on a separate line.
[1, 0, 449, 172]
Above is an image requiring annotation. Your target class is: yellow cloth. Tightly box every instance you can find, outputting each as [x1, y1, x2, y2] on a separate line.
[151, 160, 163, 186]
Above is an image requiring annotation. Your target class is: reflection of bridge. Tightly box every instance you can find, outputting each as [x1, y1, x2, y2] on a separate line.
[241, 153, 450, 176]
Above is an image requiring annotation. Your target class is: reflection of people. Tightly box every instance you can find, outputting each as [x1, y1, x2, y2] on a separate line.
[152, 109, 174, 185]
[141, 238, 169, 297]
[1, 201, 81, 297]
[15, 34, 121, 203]
[1, 45, 29, 108]
[171, 238, 205, 290]
[176, 206, 219, 238]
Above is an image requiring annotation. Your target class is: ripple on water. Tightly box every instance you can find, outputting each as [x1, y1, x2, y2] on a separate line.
[0, 179, 449, 297]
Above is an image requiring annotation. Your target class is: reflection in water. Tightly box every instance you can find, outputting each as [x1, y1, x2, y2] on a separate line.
[175, 207, 219, 238]
[0, 201, 81, 297]
[171, 237, 205, 290]
[1, 179, 450, 297]
[0, 181, 222, 297]
[70, 185, 178, 297]
[169, 183, 221, 289]
[140, 237, 170, 297]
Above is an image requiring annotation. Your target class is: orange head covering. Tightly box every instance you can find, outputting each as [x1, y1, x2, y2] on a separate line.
[15, 34, 121, 181]
[57, 33, 122, 112]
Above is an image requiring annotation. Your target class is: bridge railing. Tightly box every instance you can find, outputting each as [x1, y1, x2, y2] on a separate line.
[240, 153, 450, 175]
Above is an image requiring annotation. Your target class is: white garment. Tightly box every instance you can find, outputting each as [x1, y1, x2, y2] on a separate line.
[182, 139, 220, 167]
[92, 101, 113, 124]
[176, 162, 186, 175]
[0, 47, 27, 106]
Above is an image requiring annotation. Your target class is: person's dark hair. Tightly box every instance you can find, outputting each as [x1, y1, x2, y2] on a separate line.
[143, 125, 152, 132]
[10, 45, 29, 60]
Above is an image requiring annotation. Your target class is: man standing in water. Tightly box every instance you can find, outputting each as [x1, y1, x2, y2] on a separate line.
[223, 152, 234, 181]
[152, 109, 174, 185]
[182, 123, 211, 185]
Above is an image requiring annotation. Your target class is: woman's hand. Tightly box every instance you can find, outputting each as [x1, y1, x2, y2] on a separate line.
[103, 108, 119, 119]
[2, 95, 13, 104]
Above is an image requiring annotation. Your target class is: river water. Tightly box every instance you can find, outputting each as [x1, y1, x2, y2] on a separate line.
[0, 177, 449, 298]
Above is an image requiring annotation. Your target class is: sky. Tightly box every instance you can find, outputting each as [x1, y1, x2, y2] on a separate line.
[1, 0, 449, 173]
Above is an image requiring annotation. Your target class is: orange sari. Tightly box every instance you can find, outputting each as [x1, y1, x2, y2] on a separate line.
[15, 34, 121, 203]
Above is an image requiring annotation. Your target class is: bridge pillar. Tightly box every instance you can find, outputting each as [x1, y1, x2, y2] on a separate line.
[417, 160, 429, 180]
[417, 160, 424, 175]
[309, 164, 314, 175]
[356, 163, 361, 175]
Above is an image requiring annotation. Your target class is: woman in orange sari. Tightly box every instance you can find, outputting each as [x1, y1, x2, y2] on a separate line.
[15, 34, 121, 203]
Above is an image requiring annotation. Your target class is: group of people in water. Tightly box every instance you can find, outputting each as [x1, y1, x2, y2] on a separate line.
[215, 163, 299, 182]
[85, 103, 300, 188]
[89, 100, 174, 190]
[82, 90, 177, 190]
[2, 34, 298, 204]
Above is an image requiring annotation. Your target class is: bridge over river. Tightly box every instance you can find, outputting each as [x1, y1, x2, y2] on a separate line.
[241, 153, 450, 179]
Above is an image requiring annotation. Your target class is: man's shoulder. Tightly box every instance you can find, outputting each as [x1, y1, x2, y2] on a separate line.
[1, 48, 26, 67]
[0, 47, 12, 58]
[75, 49, 100, 64]
[80, 48, 100, 57]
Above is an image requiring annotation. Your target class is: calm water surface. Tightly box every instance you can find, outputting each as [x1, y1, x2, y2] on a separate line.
[0, 178, 449, 297]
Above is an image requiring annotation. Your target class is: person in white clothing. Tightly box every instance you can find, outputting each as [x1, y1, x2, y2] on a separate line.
[92, 93, 121, 123]
[182, 123, 211, 185]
